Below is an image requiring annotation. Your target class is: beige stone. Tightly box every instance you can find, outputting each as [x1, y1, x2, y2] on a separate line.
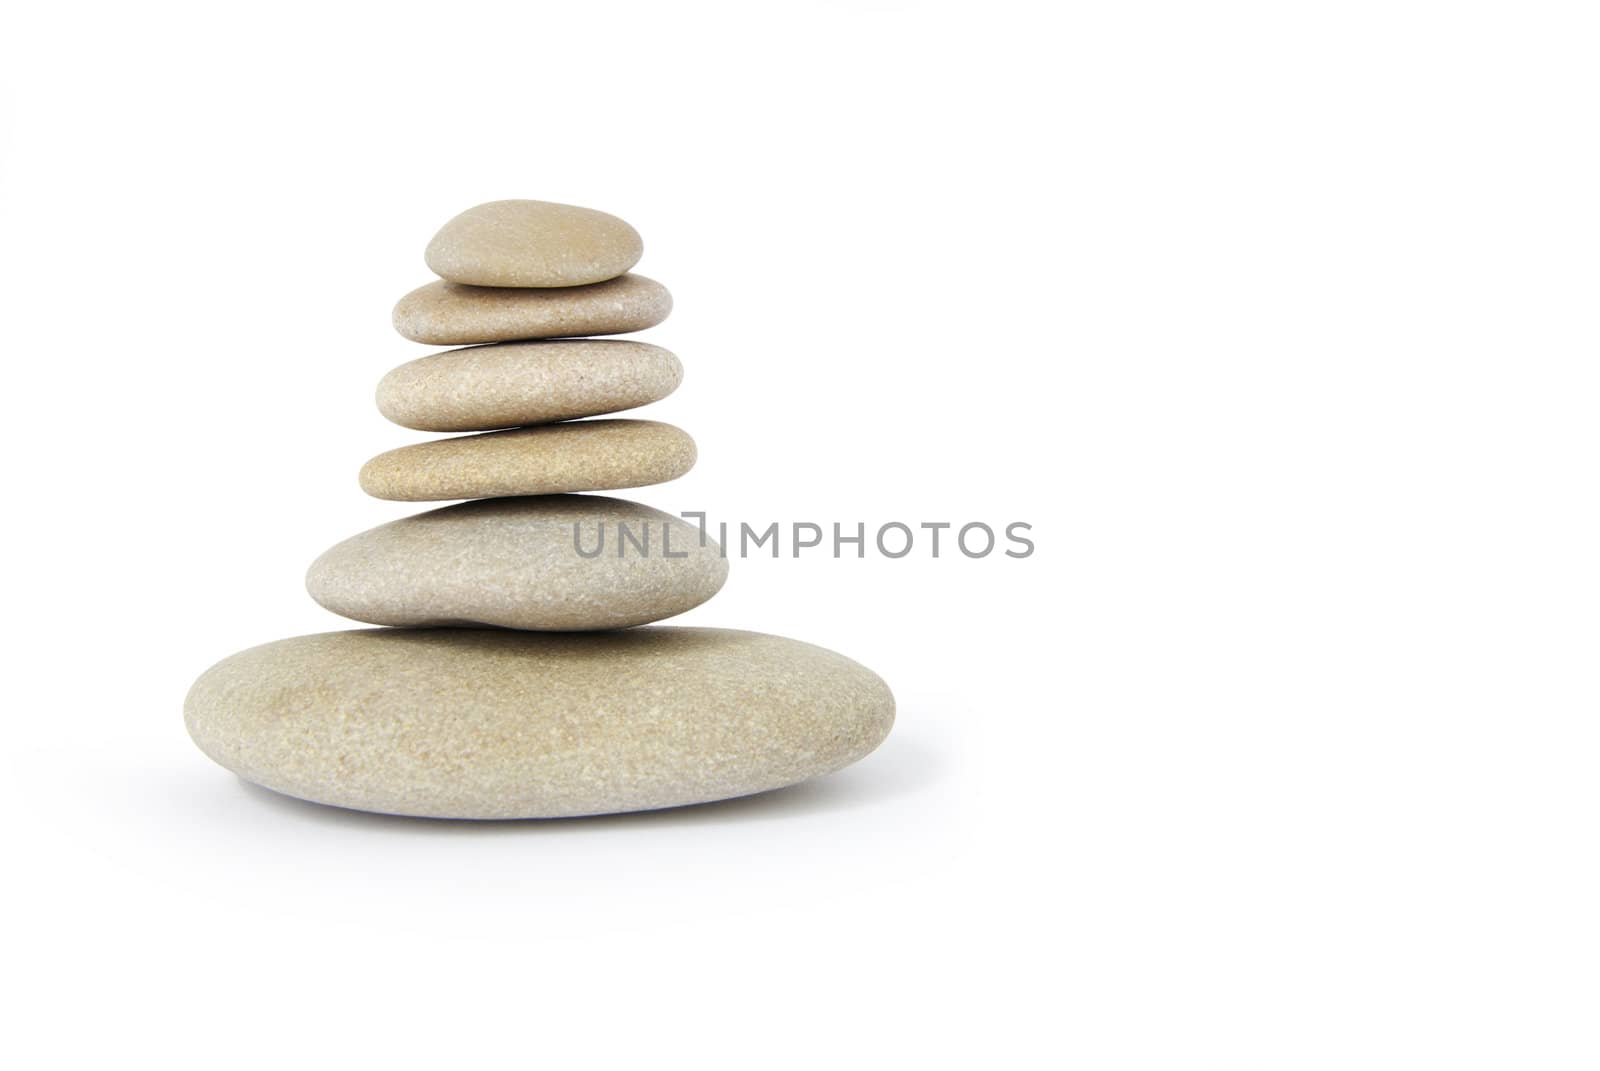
[359, 419, 694, 502]
[377, 340, 683, 432]
[393, 274, 671, 345]
[307, 494, 727, 631]
[185, 627, 895, 819]
[424, 199, 643, 288]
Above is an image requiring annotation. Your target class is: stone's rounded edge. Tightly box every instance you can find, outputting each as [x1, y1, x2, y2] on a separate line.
[390, 282, 432, 343]
[372, 340, 686, 433]
[356, 458, 387, 500]
[662, 346, 685, 394]
[354, 419, 699, 503]
[182, 627, 895, 820]
[354, 453, 411, 500]
[303, 494, 730, 631]
[635, 420, 698, 488]
[423, 200, 644, 289]
[391, 274, 672, 346]
[649, 276, 675, 327]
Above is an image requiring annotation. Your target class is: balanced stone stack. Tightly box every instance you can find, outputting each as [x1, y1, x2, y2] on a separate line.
[185, 200, 894, 819]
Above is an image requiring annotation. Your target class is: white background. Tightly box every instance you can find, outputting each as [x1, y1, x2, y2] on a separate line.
[2, 1, 1597, 1066]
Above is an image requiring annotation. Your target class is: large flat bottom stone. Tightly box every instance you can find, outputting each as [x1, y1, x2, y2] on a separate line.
[184, 627, 895, 819]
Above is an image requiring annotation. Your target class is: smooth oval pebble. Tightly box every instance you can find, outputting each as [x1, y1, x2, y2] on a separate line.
[425, 199, 643, 288]
[307, 494, 727, 630]
[377, 340, 683, 432]
[185, 627, 895, 819]
[393, 274, 671, 345]
[359, 419, 695, 501]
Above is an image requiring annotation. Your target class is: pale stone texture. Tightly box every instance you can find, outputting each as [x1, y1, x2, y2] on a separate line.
[393, 274, 671, 345]
[425, 199, 644, 288]
[307, 495, 727, 631]
[359, 419, 694, 501]
[377, 340, 683, 432]
[185, 627, 895, 819]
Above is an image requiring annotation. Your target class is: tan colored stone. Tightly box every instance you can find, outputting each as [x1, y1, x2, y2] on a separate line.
[393, 274, 671, 345]
[424, 199, 643, 288]
[185, 627, 895, 819]
[306, 494, 728, 631]
[376, 340, 683, 432]
[359, 418, 694, 502]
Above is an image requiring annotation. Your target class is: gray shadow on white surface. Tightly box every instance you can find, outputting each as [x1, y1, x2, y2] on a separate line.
[227, 727, 947, 834]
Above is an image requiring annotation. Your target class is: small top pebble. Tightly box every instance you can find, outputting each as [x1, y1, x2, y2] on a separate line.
[426, 199, 643, 288]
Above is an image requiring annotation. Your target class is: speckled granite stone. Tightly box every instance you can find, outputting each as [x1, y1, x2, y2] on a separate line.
[393, 274, 671, 345]
[359, 419, 694, 501]
[184, 627, 895, 819]
[425, 199, 643, 288]
[307, 494, 727, 630]
[377, 340, 683, 432]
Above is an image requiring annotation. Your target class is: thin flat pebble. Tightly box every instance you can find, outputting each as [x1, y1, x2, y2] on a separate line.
[377, 339, 683, 432]
[306, 494, 727, 631]
[185, 627, 895, 819]
[425, 199, 643, 288]
[393, 274, 671, 345]
[359, 418, 694, 501]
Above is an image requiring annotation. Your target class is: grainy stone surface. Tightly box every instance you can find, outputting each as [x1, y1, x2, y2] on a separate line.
[393, 274, 671, 345]
[184, 627, 895, 819]
[425, 199, 643, 288]
[377, 340, 683, 432]
[359, 419, 695, 501]
[307, 495, 727, 630]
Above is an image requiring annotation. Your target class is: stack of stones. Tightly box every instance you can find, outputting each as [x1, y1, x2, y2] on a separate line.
[184, 200, 894, 820]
